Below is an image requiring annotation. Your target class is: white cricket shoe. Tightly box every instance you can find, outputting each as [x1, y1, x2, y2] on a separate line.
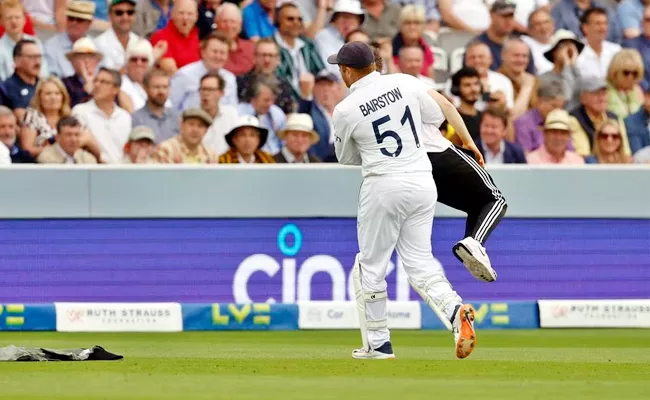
[351, 342, 396, 360]
[453, 237, 497, 282]
[452, 304, 476, 359]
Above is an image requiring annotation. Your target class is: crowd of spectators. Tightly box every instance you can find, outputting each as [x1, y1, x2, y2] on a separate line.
[0, 0, 648, 165]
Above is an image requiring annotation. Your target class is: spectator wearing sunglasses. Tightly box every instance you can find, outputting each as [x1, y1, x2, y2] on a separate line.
[44, 1, 95, 78]
[94, 0, 139, 72]
[585, 119, 632, 163]
[606, 48, 645, 119]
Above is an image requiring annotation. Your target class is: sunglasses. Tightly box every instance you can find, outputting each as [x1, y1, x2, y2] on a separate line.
[622, 69, 639, 77]
[113, 9, 136, 16]
[598, 132, 621, 140]
[67, 16, 89, 23]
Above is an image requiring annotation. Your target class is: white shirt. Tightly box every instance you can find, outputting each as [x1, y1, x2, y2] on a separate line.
[333, 72, 441, 177]
[576, 41, 622, 80]
[521, 35, 554, 75]
[169, 61, 238, 111]
[445, 70, 515, 111]
[422, 123, 452, 153]
[510, 0, 549, 28]
[203, 105, 239, 156]
[72, 100, 132, 163]
[24, 0, 55, 25]
[94, 29, 139, 71]
[0, 143, 10, 164]
[452, 0, 490, 31]
[484, 140, 505, 164]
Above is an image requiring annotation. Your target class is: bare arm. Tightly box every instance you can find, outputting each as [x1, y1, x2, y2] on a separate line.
[509, 73, 536, 119]
[19, 126, 45, 157]
[304, 0, 330, 40]
[438, 0, 479, 34]
[427, 88, 485, 166]
[157, 58, 178, 75]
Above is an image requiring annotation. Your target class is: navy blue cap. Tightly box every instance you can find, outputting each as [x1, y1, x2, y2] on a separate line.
[327, 42, 374, 69]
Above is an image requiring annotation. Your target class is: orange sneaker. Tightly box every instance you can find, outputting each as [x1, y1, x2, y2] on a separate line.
[452, 304, 476, 359]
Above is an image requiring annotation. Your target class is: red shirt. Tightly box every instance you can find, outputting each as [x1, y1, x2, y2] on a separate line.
[0, 12, 35, 37]
[150, 22, 201, 69]
[223, 38, 254, 76]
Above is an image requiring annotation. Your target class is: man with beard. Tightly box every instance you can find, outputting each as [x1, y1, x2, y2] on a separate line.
[448, 67, 484, 143]
[131, 68, 180, 143]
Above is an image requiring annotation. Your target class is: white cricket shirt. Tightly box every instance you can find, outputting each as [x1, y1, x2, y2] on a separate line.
[333, 72, 444, 177]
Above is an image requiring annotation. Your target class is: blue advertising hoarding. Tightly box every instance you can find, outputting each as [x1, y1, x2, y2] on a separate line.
[0, 218, 648, 303]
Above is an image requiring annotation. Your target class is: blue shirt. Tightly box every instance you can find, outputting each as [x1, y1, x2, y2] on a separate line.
[237, 102, 285, 155]
[169, 61, 238, 111]
[1, 73, 37, 109]
[44, 33, 74, 77]
[624, 107, 650, 154]
[150, 0, 172, 32]
[93, 0, 109, 21]
[474, 32, 536, 74]
[623, 35, 650, 86]
[617, 0, 645, 31]
[551, 0, 622, 44]
[242, 0, 276, 40]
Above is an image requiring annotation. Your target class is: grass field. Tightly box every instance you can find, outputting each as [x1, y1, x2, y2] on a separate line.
[0, 329, 649, 399]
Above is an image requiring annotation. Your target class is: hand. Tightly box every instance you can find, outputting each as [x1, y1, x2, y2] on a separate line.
[378, 39, 393, 62]
[463, 142, 485, 167]
[153, 40, 168, 61]
[80, 63, 95, 95]
[519, 72, 536, 88]
[489, 90, 507, 110]
[567, 44, 578, 64]
[299, 72, 315, 98]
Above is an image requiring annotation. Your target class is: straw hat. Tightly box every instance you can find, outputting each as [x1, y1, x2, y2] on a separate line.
[543, 109, 571, 132]
[65, 37, 103, 61]
[65, 0, 96, 21]
[277, 114, 320, 145]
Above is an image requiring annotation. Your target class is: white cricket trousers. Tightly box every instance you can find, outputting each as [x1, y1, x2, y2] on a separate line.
[357, 172, 462, 348]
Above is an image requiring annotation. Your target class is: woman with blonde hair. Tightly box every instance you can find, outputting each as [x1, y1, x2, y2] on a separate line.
[606, 49, 645, 119]
[586, 119, 632, 164]
[20, 76, 101, 159]
[392, 5, 435, 79]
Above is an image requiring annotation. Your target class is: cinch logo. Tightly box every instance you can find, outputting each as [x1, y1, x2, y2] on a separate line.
[0, 304, 25, 327]
[212, 303, 271, 326]
[233, 224, 415, 303]
[472, 303, 509, 326]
